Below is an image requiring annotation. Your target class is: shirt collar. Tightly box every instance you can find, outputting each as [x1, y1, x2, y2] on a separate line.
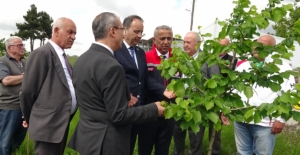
[94, 42, 114, 55]
[49, 40, 65, 56]
[156, 48, 169, 59]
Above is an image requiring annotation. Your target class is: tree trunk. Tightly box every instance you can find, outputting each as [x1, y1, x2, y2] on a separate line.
[30, 38, 34, 52]
[207, 128, 216, 155]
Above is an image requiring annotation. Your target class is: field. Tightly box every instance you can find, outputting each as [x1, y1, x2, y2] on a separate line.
[14, 110, 300, 155]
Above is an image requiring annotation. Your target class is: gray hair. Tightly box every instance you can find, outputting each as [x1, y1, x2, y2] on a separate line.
[92, 12, 120, 41]
[188, 31, 200, 42]
[5, 36, 22, 51]
[52, 17, 68, 34]
[153, 25, 173, 37]
[123, 15, 143, 29]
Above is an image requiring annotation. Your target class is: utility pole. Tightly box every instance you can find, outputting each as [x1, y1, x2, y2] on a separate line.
[190, 0, 196, 31]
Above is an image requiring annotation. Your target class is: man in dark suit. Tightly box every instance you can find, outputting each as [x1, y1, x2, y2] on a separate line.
[20, 17, 77, 155]
[114, 15, 174, 155]
[67, 12, 166, 155]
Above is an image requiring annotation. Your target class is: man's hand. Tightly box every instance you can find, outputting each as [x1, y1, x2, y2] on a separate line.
[271, 120, 285, 134]
[22, 116, 28, 128]
[128, 94, 138, 107]
[221, 113, 230, 126]
[155, 102, 165, 117]
[163, 89, 176, 99]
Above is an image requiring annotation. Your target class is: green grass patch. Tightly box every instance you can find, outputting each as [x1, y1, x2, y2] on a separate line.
[14, 111, 300, 155]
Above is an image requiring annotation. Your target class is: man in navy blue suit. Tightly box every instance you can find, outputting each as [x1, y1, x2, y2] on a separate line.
[114, 15, 175, 155]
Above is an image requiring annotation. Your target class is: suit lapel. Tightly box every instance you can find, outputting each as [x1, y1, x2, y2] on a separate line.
[121, 44, 138, 69]
[47, 43, 69, 89]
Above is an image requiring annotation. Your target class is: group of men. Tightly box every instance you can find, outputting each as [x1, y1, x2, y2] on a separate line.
[0, 11, 295, 155]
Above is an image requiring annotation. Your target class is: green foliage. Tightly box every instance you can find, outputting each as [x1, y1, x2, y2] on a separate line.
[158, 0, 300, 138]
[273, 5, 300, 38]
[0, 38, 6, 56]
[12, 4, 53, 52]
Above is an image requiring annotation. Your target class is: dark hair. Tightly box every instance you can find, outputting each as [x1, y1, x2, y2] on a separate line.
[123, 15, 144, 29]
[92, 12, 119, 41]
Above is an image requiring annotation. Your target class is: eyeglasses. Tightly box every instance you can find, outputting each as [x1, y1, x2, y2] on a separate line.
[113, 27, 125, 31]
[10, 44, 25, 48]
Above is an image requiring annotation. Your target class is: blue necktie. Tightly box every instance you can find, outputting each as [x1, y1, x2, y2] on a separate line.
[129, 47, 135, 63]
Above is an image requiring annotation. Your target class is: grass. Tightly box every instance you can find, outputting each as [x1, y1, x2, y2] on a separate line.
[13, 110, 300, 155]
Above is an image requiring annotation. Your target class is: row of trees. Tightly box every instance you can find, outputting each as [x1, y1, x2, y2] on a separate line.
[11, 4, 53, 52]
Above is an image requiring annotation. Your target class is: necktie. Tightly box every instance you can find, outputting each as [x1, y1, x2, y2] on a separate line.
[129, 47, 135, 63]
[160, 55, 167, 60]
[63, 53, 73, 77]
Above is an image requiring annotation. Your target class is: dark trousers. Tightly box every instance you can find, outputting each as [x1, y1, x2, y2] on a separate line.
[138, 118, 175, 155]
[0, 109, 27, 155]
[130, 124, 140, 155]
[173, 121, 221, 155]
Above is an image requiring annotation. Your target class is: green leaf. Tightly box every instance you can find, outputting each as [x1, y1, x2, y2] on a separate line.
[277, 104, 289, 114]
[190, 122, 200, 133]
[180, 121, 189, 130]
[294, 19, 300, 33]
[177, 108, 185, 117]
[244, 86, 253, 99]
[282, 4, 293, 11]
[168, 67, 177, 76]
[207, 79, 217, 88]
[244, 108, 254, 119]
[174, 81, 185, 97]
[207, 112, 219, 124]
[234, 82, 245, 92]
[295, 83, 300, 91]
[214, 122, 222, 131]
[192, 111, 202, 123]
[280, 94, 291, 103]
[254, 111, 262, 123]
[292, 111, 300, 121]
[272, 8, 284, 22]
[235, 114, 245, 122]
[184, 110, 193, 121]
[228, 71, 236, 81]
[205, 101, 214, 110]
[164, 107, 173, 119]
[202, 33, 212, 37]
[269, 83, 281, 92]
[180, 100, 189, 109]
[214, 98, 224, 108]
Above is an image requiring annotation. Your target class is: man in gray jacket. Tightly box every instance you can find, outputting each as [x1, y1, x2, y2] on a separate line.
[173, 31, 221, 155]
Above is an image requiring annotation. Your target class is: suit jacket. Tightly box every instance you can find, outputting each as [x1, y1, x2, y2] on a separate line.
[114, 43, 165, 106]
[68, 43, 159, 155]
[20, 42, 73, 143]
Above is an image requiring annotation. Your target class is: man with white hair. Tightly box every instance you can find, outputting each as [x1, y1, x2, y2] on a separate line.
[20, 17, 77, 155]
[0, 36, 27, 155]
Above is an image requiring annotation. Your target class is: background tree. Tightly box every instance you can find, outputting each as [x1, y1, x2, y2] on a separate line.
[37, 11, 53, 46]
[273, 5, 300, 38]
[12, 4, 53, 52]
[0, 38, 6, 56]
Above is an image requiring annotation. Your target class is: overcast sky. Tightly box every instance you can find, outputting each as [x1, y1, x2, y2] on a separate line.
[0, 0, 298, 57]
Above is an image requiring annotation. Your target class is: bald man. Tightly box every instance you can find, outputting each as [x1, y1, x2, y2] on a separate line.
[234, 35, 295, 155]
[218, 38, 237, 71]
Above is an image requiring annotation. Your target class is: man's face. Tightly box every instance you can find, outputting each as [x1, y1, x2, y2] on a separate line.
[55, 19, 76, 49]
[153, 29, 173, 55]
[124, 19, 143, 46]
[114, 19, 125, 50]
[9, 39, 25, 57]
[183, 33, 198, 57]
[253, 37, 269, 61]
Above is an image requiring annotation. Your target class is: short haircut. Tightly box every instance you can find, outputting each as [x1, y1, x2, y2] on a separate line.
[5, 36, 22, 51]
[92, 12, 119, 41]
[52, 17, 68, 34]
[123, 15, 143, 29]
[153, 25, 173, 37]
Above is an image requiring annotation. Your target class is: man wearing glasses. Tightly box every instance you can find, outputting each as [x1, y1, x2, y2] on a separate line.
[0, 36, 27, 155]
[114, 15, 175, 155]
